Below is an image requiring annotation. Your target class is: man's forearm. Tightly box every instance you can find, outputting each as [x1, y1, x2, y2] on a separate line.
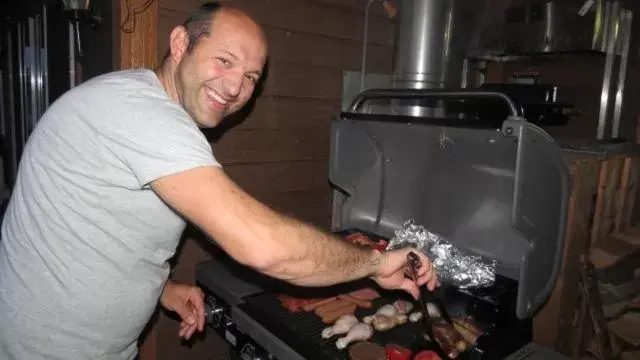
[256, 214, 382, 287]
[150, 166, 381, 287]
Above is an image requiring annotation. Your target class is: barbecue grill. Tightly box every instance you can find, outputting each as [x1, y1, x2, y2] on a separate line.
[196, 88, 572, 360]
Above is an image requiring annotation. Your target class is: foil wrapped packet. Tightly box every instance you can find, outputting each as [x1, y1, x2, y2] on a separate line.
[386, 220, 497, 289]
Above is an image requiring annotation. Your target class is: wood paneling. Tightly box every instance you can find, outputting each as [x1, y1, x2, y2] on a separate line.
[263, 26, 393, 73]
[233, 96, 341, 131]
[225, 161, 330, 194]
[116, 2, 161, 359]
[254, 189, 333, 221]
[159, 8, 393, 72]
[213, 128, 331, 164]
[260, 62, 344, 99]
[119, 0, 158, 69]
[158, 0, 394, 46]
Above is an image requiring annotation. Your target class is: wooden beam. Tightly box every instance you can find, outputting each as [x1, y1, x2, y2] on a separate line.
[118, 0, 159, 70]
[116, 3, 161, 360]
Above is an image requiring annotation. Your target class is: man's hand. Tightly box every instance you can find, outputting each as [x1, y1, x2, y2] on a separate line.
[160, 280, 206, 340]
[371, 248, 440, 299]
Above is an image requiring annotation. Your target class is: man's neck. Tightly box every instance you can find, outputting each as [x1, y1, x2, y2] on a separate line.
[155, 62, 180, 103]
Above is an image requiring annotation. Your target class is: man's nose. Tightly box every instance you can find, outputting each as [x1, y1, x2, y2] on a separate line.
[222, 73, 243, 97]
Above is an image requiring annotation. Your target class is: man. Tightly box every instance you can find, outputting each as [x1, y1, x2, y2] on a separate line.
[0, 2, 438, 360]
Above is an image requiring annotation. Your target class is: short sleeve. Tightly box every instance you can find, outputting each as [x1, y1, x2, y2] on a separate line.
[94, 89, 220, 188]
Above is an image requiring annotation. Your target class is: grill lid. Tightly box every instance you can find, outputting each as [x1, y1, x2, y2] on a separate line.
[329, 89, 570, 319]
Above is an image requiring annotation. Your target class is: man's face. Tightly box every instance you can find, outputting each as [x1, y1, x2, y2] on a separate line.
[172, 12, 267, 128]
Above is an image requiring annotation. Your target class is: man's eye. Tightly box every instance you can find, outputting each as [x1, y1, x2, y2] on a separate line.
[245, 75, 257, 84]
[217, 58, 231, 66]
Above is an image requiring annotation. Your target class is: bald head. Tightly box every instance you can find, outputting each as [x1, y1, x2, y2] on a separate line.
[182, 3, 267, 54]
[157, 2, 268, 128]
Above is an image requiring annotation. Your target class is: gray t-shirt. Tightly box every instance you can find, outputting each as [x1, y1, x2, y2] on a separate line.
[0, 69, 220, 359]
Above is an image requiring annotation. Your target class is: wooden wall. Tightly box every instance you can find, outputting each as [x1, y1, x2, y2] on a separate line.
[148, 1, 396, 358]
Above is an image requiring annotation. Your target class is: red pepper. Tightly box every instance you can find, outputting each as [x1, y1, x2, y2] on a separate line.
[385, 344, 412, 360]
[413, 350, 442, 360]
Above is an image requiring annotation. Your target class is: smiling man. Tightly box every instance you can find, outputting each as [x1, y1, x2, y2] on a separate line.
[0, 2, 438, 360]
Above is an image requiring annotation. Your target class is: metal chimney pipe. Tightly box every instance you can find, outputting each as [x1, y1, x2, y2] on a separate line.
[391, 0, 479, 116]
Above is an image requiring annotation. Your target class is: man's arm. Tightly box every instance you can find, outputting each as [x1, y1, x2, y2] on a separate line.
[151, 166, 382, 286]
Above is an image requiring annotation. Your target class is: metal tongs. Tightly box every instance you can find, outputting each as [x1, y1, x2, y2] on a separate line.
[407, 251, 438, 340]
[407, 252, 464, 359]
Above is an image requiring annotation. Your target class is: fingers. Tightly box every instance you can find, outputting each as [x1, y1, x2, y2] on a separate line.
[399, 277, 420, 300]
[373, 247, 440, 299]
[416, 261, 439, 291]
[172, 299, 196, 326]
[409, 249, 440, 290]
[179, 321, 198, 340]
[176, 286, 206, 340]
[189, 287, 206, 332]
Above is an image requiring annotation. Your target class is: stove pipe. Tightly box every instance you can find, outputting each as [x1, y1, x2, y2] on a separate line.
[391, 0, 479, 116]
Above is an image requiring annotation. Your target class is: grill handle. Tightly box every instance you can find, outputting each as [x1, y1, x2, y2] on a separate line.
[348, 88, 521, 117]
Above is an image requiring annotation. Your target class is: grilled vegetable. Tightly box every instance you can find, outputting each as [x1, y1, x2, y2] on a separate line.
[385, 343, 412, 360]
[414, 350, 442, 360]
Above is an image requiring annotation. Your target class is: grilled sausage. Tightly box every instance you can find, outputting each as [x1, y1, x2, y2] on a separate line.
[315, 299, 353, 317]
[302, 297, 338, 312]
[349, 288, 380, 301]
[338, 294, 372, 309]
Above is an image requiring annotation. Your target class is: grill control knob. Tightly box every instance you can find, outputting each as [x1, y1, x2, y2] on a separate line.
[239, 343, 268, 360]
[204, 296, 225, 328]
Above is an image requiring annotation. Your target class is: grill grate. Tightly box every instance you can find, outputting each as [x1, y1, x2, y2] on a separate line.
[238, 292, 472, 360]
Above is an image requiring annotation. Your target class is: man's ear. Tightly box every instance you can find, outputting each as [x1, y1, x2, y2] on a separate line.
[169, 26, 190, 63]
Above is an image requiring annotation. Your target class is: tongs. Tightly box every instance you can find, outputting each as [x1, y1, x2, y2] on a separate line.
[407, 252, 438, 339]
[407, 252, 466, 359]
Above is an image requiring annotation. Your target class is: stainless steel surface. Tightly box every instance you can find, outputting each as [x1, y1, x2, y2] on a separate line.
[30, 17, 38, 133]
[17, 24, 26, 149]
[348, 88, 520, 117]
[474, 0, 635, 55]
[391, 0, 483, 117]
[36, 13, 44, 120]
[460, 57, 469, 88]
[28, 18, 36, 135]
[204, 295, 226, 328]
[0, 71, 5, 140]
[43, 5, 49, 109]
[601, 1, 613, 53]
[359, 0, 379, 91]
[1, 5, 52, 189]
[5, 29, 18, 186]
[62, 0, 92, 11]
[341, 71, 392, 112]
[612, 9, 633, 138]
[69, 22, 76, 88]
[597, 1, 622, 140]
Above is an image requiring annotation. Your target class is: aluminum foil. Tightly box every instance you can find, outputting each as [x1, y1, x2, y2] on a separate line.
[386, 220, 497, 289]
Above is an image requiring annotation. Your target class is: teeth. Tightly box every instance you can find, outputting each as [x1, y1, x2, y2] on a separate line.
[205, 89, 228, 105]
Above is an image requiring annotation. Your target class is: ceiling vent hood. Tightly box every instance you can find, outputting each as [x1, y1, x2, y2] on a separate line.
[469, 0, 636, 58]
